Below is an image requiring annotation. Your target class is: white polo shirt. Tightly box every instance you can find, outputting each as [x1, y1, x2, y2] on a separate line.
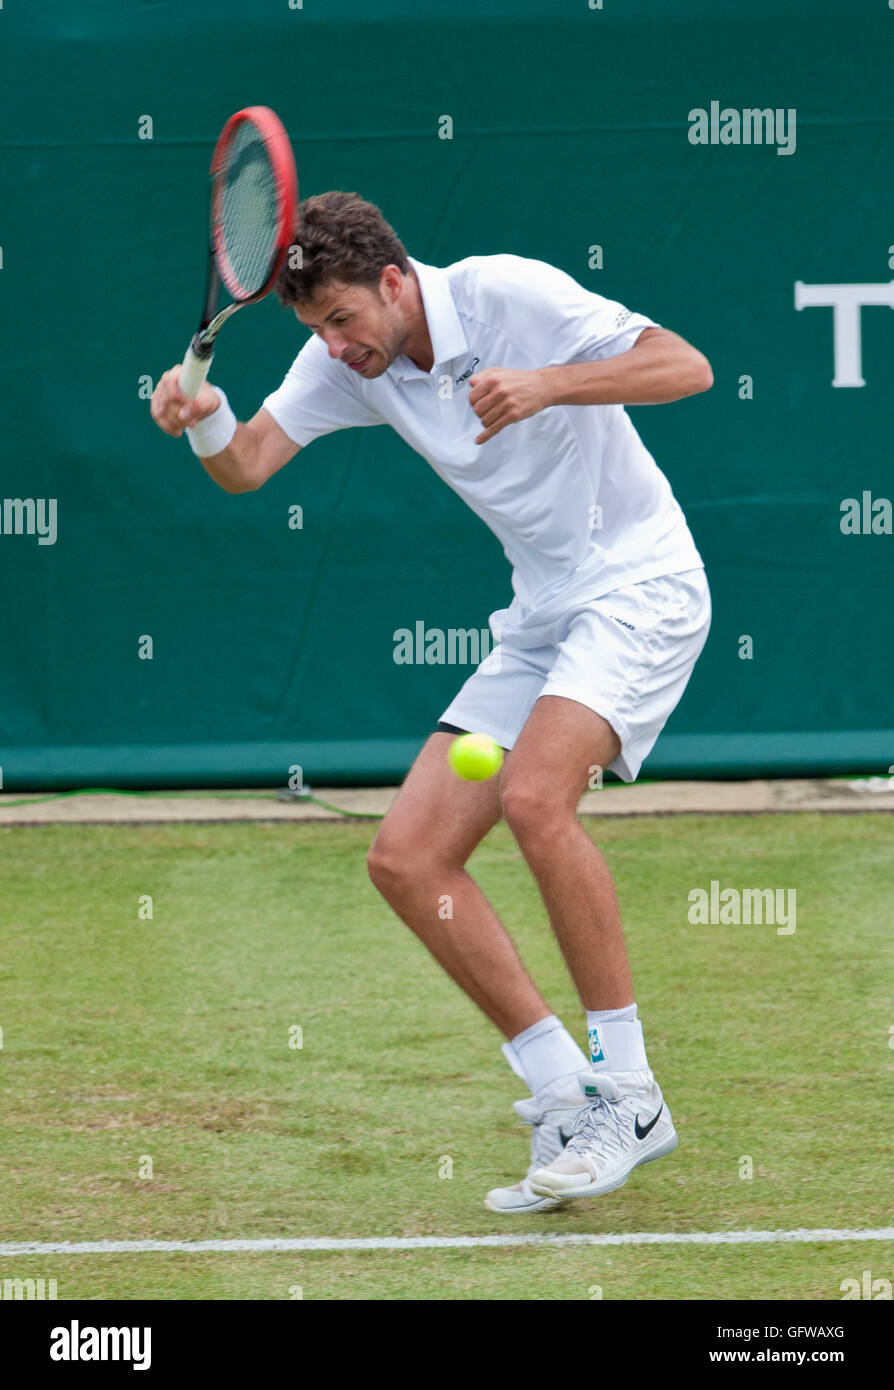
[262, 254, 703, 644]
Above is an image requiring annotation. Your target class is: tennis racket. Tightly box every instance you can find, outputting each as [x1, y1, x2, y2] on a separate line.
[179, 105, 298, 400]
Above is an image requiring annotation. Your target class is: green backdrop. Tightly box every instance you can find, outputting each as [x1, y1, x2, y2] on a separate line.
[1, 1, 891, 787]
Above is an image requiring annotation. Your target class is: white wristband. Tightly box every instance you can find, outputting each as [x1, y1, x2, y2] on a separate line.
[185, 387, 237, 457]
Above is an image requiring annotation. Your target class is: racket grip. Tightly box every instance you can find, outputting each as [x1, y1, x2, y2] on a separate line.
[179, 341, 214, 400]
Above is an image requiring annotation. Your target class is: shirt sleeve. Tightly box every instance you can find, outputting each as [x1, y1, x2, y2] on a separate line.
[261, 333, 384, 446]
[477, 255, 659, 368]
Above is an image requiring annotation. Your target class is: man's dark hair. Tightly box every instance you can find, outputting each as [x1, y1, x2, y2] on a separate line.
[276, 192, 410, 307]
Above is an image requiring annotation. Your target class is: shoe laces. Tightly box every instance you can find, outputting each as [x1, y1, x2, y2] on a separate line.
[566, 1092, 627, 1157]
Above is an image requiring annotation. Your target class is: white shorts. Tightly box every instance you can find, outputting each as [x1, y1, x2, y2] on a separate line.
[437, 568, 711, 782]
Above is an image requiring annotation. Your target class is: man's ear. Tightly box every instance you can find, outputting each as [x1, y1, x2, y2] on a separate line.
[379, 263, 405, 303]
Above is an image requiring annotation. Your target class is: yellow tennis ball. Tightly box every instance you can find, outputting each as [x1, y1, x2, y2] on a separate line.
[447, 732, 504, 782]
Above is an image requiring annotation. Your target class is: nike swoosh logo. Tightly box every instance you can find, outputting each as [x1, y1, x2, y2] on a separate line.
[634, 1103, 663, 1140]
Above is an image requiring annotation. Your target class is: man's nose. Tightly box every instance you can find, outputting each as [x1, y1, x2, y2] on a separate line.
[326, 333, 349, 359]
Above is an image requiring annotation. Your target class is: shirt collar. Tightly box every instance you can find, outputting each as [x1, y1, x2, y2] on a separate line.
[388, 257, 469, 380]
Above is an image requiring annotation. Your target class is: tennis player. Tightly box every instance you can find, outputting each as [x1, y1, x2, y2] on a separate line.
[150, 192, 713, 1213]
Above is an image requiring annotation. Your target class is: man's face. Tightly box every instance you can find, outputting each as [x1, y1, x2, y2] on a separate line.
[293, 273, 406, 378]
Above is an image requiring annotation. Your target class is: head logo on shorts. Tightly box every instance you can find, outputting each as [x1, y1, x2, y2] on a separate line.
[588, 1026, 605, 1064]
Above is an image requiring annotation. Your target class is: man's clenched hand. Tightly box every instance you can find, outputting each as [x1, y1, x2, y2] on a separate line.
[150, 367, 221, 438]
[467, 367, 552, 445]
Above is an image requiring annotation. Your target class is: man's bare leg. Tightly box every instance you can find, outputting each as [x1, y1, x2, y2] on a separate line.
[500, 695, 633, 1010]
[366, 732, 551, 1039]
[368, 704, 667, 1211]
[499, 697, 681, 1202]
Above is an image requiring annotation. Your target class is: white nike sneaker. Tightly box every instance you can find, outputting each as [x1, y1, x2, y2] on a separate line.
[484, 1073, 584, 1214]
[529, 1070, 677, 1201]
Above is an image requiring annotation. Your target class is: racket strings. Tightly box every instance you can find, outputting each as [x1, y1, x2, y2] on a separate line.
[218, 122, 280, 298]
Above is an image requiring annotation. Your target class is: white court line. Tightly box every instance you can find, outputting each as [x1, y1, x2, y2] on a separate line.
[1, 1228, 892, 1256]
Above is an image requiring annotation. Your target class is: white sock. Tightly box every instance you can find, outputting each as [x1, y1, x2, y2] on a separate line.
[502, 1015, 589, 1095]
[585, 1003, 650, 1076]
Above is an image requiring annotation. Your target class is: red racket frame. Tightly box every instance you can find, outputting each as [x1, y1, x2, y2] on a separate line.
[209, 105, 298, 304]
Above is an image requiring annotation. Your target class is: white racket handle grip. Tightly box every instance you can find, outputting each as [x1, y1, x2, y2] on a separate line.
[179, 343, 213, 400]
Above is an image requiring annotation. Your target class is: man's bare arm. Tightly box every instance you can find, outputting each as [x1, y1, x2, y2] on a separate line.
[539, 327, 713, 408]
[193, 408, 299, 493]
[150, 367, 300, 492]
[468, 327, 713, 443]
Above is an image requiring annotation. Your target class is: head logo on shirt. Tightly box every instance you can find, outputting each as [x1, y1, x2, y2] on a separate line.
[455, 356, 480, 386]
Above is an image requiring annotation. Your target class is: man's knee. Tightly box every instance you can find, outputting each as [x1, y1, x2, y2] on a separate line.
[367, 827, 433, 895]
[501, 779, 576, 847]
[367, 834, 406, 893]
